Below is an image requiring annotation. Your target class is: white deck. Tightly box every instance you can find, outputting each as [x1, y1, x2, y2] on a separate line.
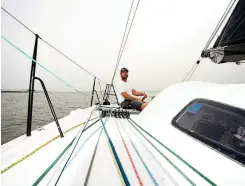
[2, 82, 245, 186]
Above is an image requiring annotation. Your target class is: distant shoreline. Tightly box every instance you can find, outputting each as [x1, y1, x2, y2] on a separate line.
[1, 90, 91, 93]
[1, 90, 159, 93]
[1, 90, 43, 93]
[2, 90, 32, 93]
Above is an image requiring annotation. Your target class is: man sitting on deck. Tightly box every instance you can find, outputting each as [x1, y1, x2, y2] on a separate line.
[116, 67, 148, 111]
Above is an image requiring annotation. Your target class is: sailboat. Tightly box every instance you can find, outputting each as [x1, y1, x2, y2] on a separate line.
[1, 0, 245, 185]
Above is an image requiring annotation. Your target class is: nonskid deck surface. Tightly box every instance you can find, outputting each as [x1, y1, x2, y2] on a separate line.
[3, 98, 245, 186]
[1, 106, 99, 185]
[1, 105, 180, 186]
[35, 114, 179, 186]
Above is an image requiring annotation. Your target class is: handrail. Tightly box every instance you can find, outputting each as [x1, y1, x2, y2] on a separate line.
[1, 34, 106, 136]
[34, 77, 64, 137]
[1, 6, 120, 138]
[1, 35, 104, 136]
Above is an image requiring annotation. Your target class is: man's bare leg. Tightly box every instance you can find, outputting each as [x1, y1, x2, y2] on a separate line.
[140, 103, 148, 111]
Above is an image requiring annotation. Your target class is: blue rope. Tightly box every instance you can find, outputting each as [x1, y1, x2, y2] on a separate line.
[1, 35, 89, 96]
[118, 120, 159, 186]
[99, 115, 130, 186]
[129, 119, 216, 186]
[65, 126, 102, 169]
[128, 119, 196, 186]
[127, 119, 179, 186]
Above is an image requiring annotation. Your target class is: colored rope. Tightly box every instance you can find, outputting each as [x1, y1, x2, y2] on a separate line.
[1, 7, 107, 84]
[1, 117, 98, 174]
[106, 134, 126, 186]
[127, 120, 179, 186]
[115, 120, 143, 186]
[118, 120, 159, 186]
[84, 128, 103, 186]
[128, 119, 196, 186]
[129, 119, 217, 186]
[54, 113, 100, 185]
[111, 0, 135, 83]
[99, 115, 130, 186]
[32, 139, 75, 186]
[65, 126, 102, 168]
[1, 35, 90, 96]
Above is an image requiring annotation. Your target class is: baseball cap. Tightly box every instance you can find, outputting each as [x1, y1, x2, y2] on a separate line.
[120, 67, 129, 73]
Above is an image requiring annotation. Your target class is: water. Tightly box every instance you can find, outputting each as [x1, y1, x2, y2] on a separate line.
[1, 92, 92, 144]
[1, 91, 159, 144]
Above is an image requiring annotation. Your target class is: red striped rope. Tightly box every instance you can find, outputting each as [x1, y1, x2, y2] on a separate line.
[116, 123, 143, 186]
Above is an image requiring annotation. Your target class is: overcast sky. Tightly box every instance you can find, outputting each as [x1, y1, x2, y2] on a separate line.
[1, 0, 245, 92]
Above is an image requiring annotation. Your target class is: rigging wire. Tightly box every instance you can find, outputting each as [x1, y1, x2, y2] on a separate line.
[182, 59, 201, 82]
[54, 105, 100, 185]
[98, 79, 104, 98]
[1, 7, 107, 84]
[1, 7, 35, 35]
[40, 38, 107, 84]
[110, 0, 135, 85]
[32, 106, 100, 185]
[187, 63, 199, 81]
[182, 63, 198, 82]
[1, 35, 92, 97]
[182, 0, 236, 82]
[111, 0, 141, 84]
[203, 0, 236, 51]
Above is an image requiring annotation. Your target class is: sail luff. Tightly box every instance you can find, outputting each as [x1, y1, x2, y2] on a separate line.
[202, 0, 245, 64]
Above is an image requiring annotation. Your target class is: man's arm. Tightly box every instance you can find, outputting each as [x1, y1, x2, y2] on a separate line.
[132, 89, 147, 98]
[121, 92, 143, 102]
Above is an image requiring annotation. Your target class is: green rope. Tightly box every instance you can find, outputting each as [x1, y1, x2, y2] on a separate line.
[32, 138, 75, 186]
[129, 119, 217, 186]
[128, 119, 196, 186]
[1, 35, 89, 96]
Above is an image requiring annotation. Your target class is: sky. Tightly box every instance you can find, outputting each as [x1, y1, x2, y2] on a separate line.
[1, 0, 245, 92]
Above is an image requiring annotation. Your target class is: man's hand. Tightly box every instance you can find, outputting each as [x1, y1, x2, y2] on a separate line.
[143, 92, 147, 99]
[138, 98, 146, 103]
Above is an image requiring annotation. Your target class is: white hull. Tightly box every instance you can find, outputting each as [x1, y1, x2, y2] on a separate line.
[2, 82, 245, 186]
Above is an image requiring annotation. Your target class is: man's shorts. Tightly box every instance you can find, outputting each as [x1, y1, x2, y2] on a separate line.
[120, 99, 143, 111]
